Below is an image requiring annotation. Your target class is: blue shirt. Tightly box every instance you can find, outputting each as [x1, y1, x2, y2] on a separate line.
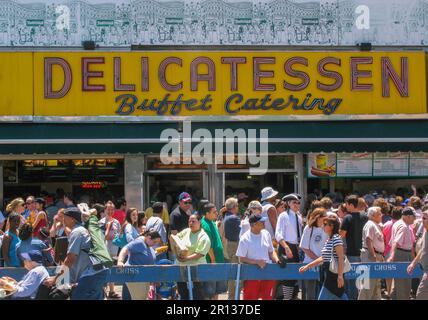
[125, 237, 156, 266]
[124, 223, 140, 244]
[13, 266, 49, 299]
[67, 224, 92, 283]
[223, 212, 241, 242]
[4, 231, 20, 267]
[16, 238, 54, 266]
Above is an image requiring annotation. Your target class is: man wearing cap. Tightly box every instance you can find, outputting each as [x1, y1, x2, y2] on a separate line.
[275, 193, 303, 300]
[260, 187, 279, 239]
[388, 207, 416, 300]
[236, 214, 280, 300]
[43, 207, 108, 300]
[169, 192, 193, 236]
[6, 251, 49, 299]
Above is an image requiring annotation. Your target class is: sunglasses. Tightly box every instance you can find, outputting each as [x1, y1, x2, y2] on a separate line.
[26, 201, 34, 205]
[183, 201, 192, 205]
[291, 201, 301, 205]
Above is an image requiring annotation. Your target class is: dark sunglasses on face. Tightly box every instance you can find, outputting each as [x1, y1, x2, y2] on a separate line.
[291, 201, 300, 205]
[26, 201, 33, 205]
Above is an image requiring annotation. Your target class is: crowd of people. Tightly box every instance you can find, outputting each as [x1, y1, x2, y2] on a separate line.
[0, 185, 427, 301]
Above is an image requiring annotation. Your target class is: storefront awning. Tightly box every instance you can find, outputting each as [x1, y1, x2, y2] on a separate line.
[0, 122, 176, 155]
[192, 120, 428, 153]
[1, 120, 428, 155]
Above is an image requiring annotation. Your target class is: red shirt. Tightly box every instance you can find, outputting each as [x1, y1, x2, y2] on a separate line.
[113, 210, 126, 225]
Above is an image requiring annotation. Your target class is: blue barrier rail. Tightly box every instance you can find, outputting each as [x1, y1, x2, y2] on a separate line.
[0, 262, 423, 283]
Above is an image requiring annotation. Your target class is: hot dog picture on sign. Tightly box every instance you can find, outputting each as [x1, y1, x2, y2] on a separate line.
[308, 153, 337, 178]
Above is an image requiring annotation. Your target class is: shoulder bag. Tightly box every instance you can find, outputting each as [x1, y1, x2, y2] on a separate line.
[329, 238, 351, 274]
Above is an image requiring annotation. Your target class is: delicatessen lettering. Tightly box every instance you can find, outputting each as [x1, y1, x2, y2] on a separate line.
[39, 52, 421, 117]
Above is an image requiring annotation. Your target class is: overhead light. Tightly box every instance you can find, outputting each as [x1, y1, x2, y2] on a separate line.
[82, 41, 96, 50]
[359, 42, 372, 51]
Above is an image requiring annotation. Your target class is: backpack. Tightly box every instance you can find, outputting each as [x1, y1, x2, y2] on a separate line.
[85, 215, 114, 269]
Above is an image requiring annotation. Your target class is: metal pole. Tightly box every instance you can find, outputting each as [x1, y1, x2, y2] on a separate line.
[187, 265, 193, 300]
[234, 264, 241, 300]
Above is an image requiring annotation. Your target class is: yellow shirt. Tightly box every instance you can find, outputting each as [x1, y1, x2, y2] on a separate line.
[26, 210, 37, 226]
[145, 207, 170, 225]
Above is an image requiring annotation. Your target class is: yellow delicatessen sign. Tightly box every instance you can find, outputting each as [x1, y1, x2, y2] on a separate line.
[1, 51, 427, 116]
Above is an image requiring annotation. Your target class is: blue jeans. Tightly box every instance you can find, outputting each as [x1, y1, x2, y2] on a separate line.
[318, 286, 348, 300]
[345, 256, 360, 300]
[71, 269, 109, 300]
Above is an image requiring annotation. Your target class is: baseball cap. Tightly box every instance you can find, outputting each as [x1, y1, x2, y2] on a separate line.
[35, 197, 46, 205]
[64, 207, 82, 223]
[152, 202, 164, 214]
[402, 207, 416, 216]
[249, 214, 268, 224]
[178, 192, 191, 202]
[282, 193, 302, 202]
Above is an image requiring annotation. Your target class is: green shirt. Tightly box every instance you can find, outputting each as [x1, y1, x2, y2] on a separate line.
[176, 228, 211, 266]
[201, 217, 225, 263]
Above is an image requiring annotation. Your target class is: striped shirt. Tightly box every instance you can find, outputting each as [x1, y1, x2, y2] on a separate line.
[321, 234, 344, 263]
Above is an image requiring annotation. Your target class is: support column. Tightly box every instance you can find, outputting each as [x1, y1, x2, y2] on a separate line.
[124, 155, 145, 210]
[206, 164, 225, 210]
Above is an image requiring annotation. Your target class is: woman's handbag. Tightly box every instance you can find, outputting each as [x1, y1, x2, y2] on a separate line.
[329, 243, 351, 274]
[112, 232, 128, 248]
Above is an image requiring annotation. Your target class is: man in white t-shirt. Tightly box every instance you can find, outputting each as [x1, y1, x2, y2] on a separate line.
[236, 214, 280, 300]
[359, 206, 385, 300]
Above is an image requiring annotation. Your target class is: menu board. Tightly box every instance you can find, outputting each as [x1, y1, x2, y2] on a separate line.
[307, 153, 336, 178]
[410, 152, 428, 176]
[336, 153, 373, 177]
[373, 152, 409, 176]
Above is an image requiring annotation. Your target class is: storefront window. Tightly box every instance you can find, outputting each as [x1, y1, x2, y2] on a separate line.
[3, 159, 124, 204]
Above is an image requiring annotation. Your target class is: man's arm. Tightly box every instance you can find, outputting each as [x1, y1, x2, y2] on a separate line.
[339, 216, 349, 239]
[238, 256, 265, 268]
[169, 213, 178, 235]
[267, 207, 278, 233]
[63, 252, 76, 270]
[269, 250, 279, 264]
[408, 239, 424, 274]
[208, 248, 216, 263]
[117, 246, 129, 267]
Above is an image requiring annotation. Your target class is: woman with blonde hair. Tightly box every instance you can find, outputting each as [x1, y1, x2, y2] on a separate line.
[5, 198, 26, 230]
